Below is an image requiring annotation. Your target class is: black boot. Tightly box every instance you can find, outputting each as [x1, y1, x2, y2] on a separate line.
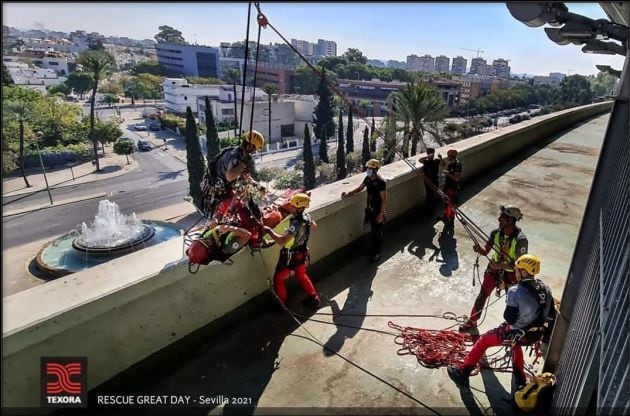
[447, 365, 473, 387]
[302, 294, 320, 309]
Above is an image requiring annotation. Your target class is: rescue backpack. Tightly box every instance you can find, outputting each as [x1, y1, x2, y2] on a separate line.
[514, 372, 556, 413]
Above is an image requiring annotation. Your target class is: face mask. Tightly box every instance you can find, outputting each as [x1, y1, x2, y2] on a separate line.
[366, 168, 374, 177]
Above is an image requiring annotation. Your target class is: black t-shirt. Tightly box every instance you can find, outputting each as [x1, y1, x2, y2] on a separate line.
[421, 158, 440, 185]
[363, 175, 387, 213]
[287, 212, 311, 251]
[444, 158, 462, 190]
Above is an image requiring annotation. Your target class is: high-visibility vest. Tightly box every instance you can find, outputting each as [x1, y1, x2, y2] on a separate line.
[493, 232, 518, 271]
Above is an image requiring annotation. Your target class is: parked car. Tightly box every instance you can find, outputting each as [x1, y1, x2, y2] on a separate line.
[149, 123, 161, 131]
[134, 124, 148, 131]
[137, 140, 152, 151]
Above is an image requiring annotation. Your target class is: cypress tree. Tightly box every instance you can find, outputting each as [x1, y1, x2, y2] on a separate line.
[303, 124, 316, 190]
[346, 105, 354, 153]
[314, 69, 333, 162]
[204, 96, 220, 162]
[370, 117, 377, 152]
[362, 126, 370, 167]
[336, 110, 346, 180]
[184, 106, 205, 210]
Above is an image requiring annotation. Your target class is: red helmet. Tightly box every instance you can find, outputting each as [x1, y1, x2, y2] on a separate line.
[187, 239, 212, 265]
[447, 149, 458, 158]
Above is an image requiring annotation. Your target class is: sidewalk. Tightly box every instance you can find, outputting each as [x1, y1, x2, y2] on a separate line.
[2, 151, 138, 198]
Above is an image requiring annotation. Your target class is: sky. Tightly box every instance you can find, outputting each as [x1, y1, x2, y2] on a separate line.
[2, 2, 626, 76]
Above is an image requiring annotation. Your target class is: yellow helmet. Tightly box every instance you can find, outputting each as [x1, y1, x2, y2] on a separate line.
[243, 130, 265, 151]
[515, 254, 541, 276]
[366, 159, 380, 169]
[289, 193, 311, 209]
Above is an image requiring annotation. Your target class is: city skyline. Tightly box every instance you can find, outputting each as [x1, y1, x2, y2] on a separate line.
[3, 2, 625, 76]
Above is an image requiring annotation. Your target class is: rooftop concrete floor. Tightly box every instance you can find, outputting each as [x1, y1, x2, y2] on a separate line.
[84, 114, 608, 415]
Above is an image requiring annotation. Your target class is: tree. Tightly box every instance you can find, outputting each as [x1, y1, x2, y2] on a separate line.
[224, 68, 240, 137]
[47, 83, 71, 97]
[370, 117, 377, 152]
[101, 93, 119, 108]
[185, 76, 224, 85]
[34, 96, 83, 147]
[391, 81, 448, 156]
[293, 65, 327, 94]
[131, 59, 168, 76]
[558, 75, 593, 106]
[314, 69, 334, 162]
[2, 64, 14, 86]
[184, 106, 205, 209]
[336, 110, 346, 180]
[362, 126, 371, 166]
[204, 96, 220, 162]
[132, 73, 163, 107]
[65, 72, 94, 98]
[262, 84, 279, 144]
[77, 49, 116, 171]
[346, 105, 354, 153]
[3, 100, 33, 187]
[155, 25, 186, 44]
[113, 140, 134, 164]
[94, 119, 123, 153]
[342, 48, 368, 65]
[303, 124, 316, 190]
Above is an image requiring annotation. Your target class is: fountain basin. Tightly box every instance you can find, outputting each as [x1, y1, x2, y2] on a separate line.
[36, 220, 182, 279]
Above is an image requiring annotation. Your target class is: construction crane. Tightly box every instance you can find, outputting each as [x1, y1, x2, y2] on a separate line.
[459, 47, 485, 58]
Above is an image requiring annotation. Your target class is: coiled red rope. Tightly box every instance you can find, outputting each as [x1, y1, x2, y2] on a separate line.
[389, 322, 473, 368]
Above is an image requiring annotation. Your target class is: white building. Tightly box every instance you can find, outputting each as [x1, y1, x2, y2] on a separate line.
[163, 78, 266, 115]
[549, 72, 566, 85]
[6, 65, 67, 92]
[406, 54, 421, 71]
[198, 94, 316, 145]
[2, 54, 73, 75]
[316, 39, 337, 57]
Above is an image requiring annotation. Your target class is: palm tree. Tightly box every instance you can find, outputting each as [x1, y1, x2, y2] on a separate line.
[4, 100, 33, 187]
[262, 84, 279, 145]
[390, 81, 448, 156]
[224, 68, 241, 137]
[77, 49, 115, 171]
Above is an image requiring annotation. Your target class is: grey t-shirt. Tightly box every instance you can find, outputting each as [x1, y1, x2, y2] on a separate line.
[506, 283, 541, 330]
[214, 147, 251, 183]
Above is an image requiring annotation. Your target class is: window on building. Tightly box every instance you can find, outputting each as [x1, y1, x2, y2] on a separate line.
[184, 96, 187, 101]
[48, 61, 59, 65]
[280, 124, 294, 137]
[221, 108, 234, 115]
[196, 51, 219, 78]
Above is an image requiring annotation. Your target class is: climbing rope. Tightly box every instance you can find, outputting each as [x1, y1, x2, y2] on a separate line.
[389, 322, 473, 368]
[238, 2, 253, 138]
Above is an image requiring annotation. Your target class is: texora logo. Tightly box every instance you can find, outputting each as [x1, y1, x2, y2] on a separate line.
[40, 357, 87, 407]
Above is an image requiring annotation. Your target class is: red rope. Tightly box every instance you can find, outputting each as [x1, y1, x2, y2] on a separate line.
[389, 321, 473, 369]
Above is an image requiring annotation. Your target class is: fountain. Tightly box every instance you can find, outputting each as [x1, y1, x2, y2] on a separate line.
[36, 200, 182, 278]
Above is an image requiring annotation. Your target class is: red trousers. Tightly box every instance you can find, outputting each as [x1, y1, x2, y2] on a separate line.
[273, 250, 317, 304]
[469, 268, 517, 323]
[461, 323, 526, 382]
[443, 188, 458, 221]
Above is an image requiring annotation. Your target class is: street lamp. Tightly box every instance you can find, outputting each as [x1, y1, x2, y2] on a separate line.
[34, 131, 53, 205]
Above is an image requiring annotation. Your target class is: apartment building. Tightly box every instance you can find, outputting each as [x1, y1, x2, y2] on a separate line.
[434, 55, 450, 74]
[458, 74, 501, 103]
[155, 43, 220, 78]
[492, 58, 511, 78]
[418, 55, 435, 73]
[451, 56, 467, 75]
[253, 62, 295, 94]
[469, 57, 487, 75]
[316, 39, 337, 57]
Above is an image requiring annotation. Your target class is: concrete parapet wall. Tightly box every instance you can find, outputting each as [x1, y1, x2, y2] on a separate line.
[2, 101, 612, 408]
